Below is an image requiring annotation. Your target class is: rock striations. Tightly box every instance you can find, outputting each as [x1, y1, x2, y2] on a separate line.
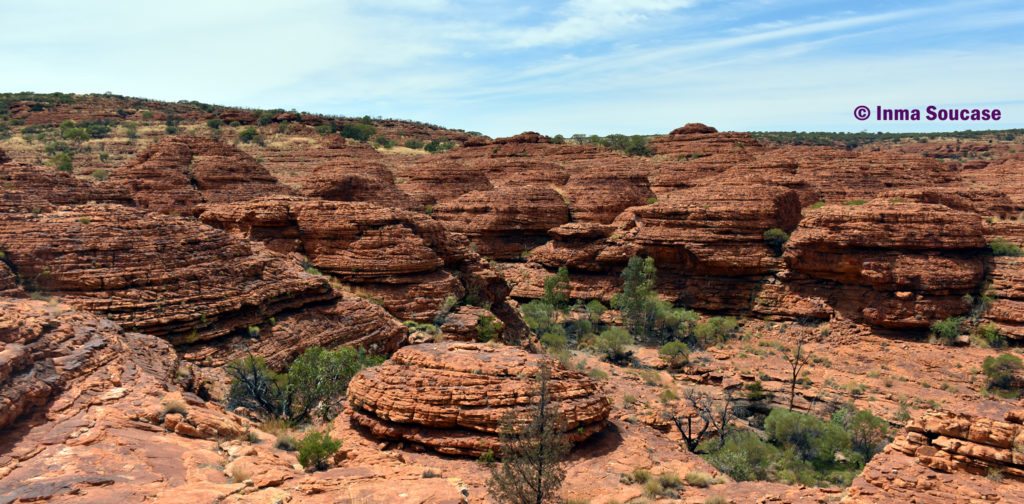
[347, 342, 611, 456]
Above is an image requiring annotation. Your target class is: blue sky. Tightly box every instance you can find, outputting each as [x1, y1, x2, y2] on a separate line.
[1, 0, 1022, 136]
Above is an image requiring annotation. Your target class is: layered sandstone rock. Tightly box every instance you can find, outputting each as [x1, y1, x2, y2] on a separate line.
[0, 203, 333, 343]
[783, 200, 987, 328]
[433, 186, 570, 259]
[648, 124, 762, 158]
[439, 305, 505, 342]
[0, 161, 133, 205]
[183, 296, 407, 370]
[392, 158, 493, 207]
[983, 257, 1024, 340]
[347, 342, 611, 456]
[564, 171, 655, 224]
[301, 157, 414, 209]
[198, 197, 526, 338]
[112, 136, 287, 215]
[847, 410, 1024, 502]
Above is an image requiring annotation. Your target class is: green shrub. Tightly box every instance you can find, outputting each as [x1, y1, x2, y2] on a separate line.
[206, 118, 223, 129]
[340, 123, 376, 142]
[703, 430, 780, 482]
[594, 327, 633, 364]
[90, 169, 109, 181]
[256, 111, 275, 126]
[238, 126, 260, 144]
[540, 326, 568, 351]
[658, 341, 690, 369]
[990, 238, 1024, 257]
[693, 316, 739, 347]
[521, 300, 556, 334]
[374, 135, 394, 148]
[983, 353, 1022, 391]
[296, 430, 341, 471]
[764, 408, 851, 464]
[477, 315, 501, 342]
[763, 228, 789, 256]
[227, 347, 382, 422]
[424, 139, 454, 153]
[51, 152, 73, 172]
[972, 323, 1006, 348]
[404, 139, 425, 149]
[929, 317, 963, 345]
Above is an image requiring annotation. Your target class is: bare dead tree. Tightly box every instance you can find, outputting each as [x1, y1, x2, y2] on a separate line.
[669, 388, 735, 452]
[783, 337, 812, 411]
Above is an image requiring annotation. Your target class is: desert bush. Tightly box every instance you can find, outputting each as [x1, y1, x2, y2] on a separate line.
[477, 315, 501, 342]
[90, 168, 109, 181]
[340, 123, 375, 141]
[983, 353, 1022, 391]
[424, 139, 454, 153]
[161, 399, 188, 417]
[51, 152, 73, 172]
[990, 238, 1024, 257]
[226, 346, 381, 423]
[693, 316, 739, 347]
[296, 430, 341, 471]
[540, 325, 568, 351]
[972, 323, 1006, 348]
[374, 135, 394, 148]
[238, 126, 260, 144]
[684, 471, 714, 487]
[763, 228, 789, 256]
[659, 341, 690, 369]
[206, 118, 223, 129]
[521, 299, 556, 335]
[594, 327, 633, 364]
[404, 138, 425, 149]
[929, 317, 963, 345]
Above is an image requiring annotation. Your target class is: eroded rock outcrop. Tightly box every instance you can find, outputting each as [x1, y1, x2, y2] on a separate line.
[0, 203, 333, 343]
[433, 186, 570, 260]
[847, 410, 1024, 502]
[783, 200, 987, 328]
[112, 136, 287, 215]
[1, 161, 133, 206]
[198, 197, 527, 339]
[347, 342, 611, 456]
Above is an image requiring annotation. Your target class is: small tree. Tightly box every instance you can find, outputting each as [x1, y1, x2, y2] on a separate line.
[763, 228, 789, 256]
[542, 267, 570, 309]
[930, 317, 963, 345]
[659, 341, 690, 369]
[784, 338, 811, 410]
[612, 256, 658, 337]
[487, 364, 569, 504]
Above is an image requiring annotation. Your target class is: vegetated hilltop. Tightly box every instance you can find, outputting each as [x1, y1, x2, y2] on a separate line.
[2, 92, 1024, 503]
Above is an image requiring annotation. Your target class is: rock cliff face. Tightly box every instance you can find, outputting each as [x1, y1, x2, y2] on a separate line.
[782, 200, 987, 328]
[433, 186, 571, 260]
[347, 342, 611, 456]
[112, 136, 287, 215]
[0, 203, 333, 343]
[197, 197, 527, 339]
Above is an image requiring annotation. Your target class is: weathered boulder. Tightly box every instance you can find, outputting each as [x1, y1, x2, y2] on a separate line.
[564, 171, 655, 224]
[439, 305, 504, 342]
[0, 203, 333, 343]
[347, 342, 611, 456]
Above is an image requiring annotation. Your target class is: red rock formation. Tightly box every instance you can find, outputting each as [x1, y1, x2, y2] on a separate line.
[962, 159, 1024, 218]
[392, 157, 493, 207]
[983, 257, 1024, 340]
[649, 124, 762, 157]
[433, 186, 570, 259]
[347, 342, 610, 456]
[784, 200, 987, 328]
[0, 203, 333, 343]
[112, 136, 287, 215]
[301, 156, 414, 209]
[564, 171, 655, 223]
[0, 161, 133, 205]
[439, 305, 504, 342]
[847, 410, 1024, 502]
[197, 197, 527, 339]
